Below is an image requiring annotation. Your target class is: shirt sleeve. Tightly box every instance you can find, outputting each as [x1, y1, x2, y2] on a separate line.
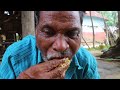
[0, 47, 16, 79]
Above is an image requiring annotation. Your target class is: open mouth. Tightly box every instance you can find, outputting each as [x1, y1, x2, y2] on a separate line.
[49, 57, 68, 61]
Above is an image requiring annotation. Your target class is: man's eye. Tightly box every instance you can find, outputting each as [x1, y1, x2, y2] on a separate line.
[43, 28, 55, 37]
[66, 31, 79, 38]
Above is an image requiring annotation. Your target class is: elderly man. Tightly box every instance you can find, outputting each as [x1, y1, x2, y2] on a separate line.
[0, 11, 100, 79]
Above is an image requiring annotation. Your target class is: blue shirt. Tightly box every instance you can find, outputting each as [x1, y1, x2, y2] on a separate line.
[0, 35, 100, 79]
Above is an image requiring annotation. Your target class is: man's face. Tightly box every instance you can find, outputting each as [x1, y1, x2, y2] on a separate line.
[36, 11, 82, 61]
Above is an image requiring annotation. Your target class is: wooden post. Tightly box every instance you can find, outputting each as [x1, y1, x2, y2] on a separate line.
[101, 12, 109, 45]
[90, 11, 95, 48]
[21, 11, 35, 38]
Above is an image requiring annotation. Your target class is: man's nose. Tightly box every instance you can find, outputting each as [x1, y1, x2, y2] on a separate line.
[53, 36, 69, 52]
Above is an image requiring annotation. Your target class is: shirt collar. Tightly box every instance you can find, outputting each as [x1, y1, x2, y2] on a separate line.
[37, 49, 44, 63]
[65, 55, 83, 79]
[72, 55, 83, 70]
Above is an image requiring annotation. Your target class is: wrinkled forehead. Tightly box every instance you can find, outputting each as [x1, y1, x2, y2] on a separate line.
[39, 11, 80, 23]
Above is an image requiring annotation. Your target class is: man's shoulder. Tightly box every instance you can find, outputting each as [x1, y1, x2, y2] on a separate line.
[7, 35, 36, 55]
[0, 35, 38, 78]
[74, 47, 100, 79]
[76, 47, 97, 67]
[10, 35, 35, 47]
[3, 35, 36, 61]
[76, 46, 95, 59]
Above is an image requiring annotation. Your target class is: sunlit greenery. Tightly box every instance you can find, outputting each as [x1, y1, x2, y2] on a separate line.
[87, 44, 110, 51]
[98, 11, 118, 26]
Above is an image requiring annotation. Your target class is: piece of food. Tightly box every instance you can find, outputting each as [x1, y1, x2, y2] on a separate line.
[59, 58, 71, 68]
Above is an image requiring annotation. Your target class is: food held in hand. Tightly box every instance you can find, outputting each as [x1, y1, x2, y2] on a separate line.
[59, 58, 71, 68]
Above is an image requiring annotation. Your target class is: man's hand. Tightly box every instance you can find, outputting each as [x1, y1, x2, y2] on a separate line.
[17, 58, 70, 79]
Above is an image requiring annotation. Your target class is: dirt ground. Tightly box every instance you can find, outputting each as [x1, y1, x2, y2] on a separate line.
[90, 50, 120, 79]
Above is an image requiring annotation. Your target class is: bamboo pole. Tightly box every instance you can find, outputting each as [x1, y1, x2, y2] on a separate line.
[90, 11, 95, 48]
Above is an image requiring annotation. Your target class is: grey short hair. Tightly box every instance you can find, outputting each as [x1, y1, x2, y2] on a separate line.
[34, 11, 85, 27]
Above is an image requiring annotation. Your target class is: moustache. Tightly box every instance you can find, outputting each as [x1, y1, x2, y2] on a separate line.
[46, 50, 72, 60]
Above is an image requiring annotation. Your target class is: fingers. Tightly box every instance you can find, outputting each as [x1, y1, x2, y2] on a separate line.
[17, 72, 31, 79]
[46, 60, 70, 79]
[40, 58, 67, 71]
[17, 58, 71, 79]
[24, 58, 67, 74]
